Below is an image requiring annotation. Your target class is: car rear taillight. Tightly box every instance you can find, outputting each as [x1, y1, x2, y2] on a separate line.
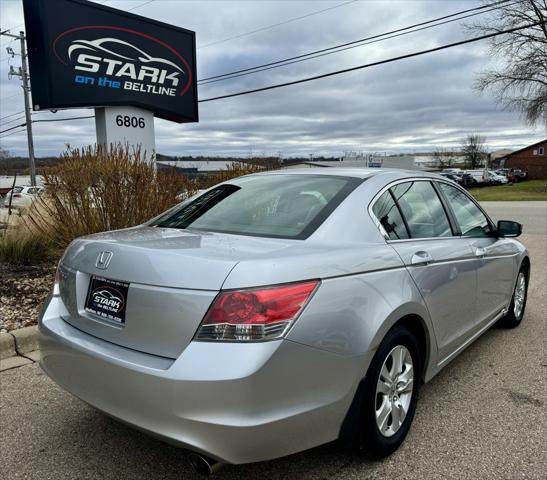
[195, 280, 320, 341]
[12, 193, 22, 198]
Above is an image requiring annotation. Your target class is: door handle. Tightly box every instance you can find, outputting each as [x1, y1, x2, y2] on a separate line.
[410, 251, 433, 266]
[474, 247, 487, 258]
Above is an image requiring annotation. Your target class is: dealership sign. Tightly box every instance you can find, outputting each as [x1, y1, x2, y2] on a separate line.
[22, 0, 198, 123]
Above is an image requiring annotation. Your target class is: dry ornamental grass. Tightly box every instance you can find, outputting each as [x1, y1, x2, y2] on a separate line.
[22, 145, 276, 249]
[25, 145, 197, 248]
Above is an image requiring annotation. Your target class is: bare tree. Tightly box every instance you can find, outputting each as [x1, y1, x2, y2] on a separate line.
[0, 148, 12, 160]
[432, 148, 458, 168]
[462, 134, 488, 169]
[0, 148, 12, 175]
[468, 0, 547, 126]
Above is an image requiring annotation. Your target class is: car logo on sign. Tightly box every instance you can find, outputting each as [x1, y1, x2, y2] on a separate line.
[96, 251, 113, 270]
[91, 289, 124, 313]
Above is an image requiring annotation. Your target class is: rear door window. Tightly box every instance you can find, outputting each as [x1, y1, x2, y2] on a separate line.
[390, 181, 452, 238]
[371, 191, 409, 240]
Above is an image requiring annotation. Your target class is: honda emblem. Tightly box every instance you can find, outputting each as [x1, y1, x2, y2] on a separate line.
[95, 251, 113, 270]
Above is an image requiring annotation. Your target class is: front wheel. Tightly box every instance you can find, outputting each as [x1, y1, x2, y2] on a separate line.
[355, 325, 421, 458]
[498, 266, 528, 328]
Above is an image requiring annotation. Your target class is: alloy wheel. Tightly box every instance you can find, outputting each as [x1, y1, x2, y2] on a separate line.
[375, 345, 414, 437]
[513, 272, 526, 319]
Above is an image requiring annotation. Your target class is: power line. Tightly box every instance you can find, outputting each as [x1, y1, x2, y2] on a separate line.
[0, 35, 20, 50]
[128, 0, 156, 12]
[0, 114, 94, 134]
[198, 0, 513, 85]
[1, 24, 24, 33]
[32, 115, 94, 124]
[0, 127, 26, 139]
[199, 0, 359, 49]
[0, 123, 25, 134]
[0, 115, 26, 127]
[198, 21, 541, 103]
[0, 92, 21, 102]
[0, 110, 25, 121]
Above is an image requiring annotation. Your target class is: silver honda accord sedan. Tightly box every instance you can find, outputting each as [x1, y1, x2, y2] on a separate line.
[39, 169, 529, 473]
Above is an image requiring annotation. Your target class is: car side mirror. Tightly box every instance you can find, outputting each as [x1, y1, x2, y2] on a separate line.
[496, 220, 522, 238]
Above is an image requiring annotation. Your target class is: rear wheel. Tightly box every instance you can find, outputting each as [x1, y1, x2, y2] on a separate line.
[355, 325, 421, 458]
[498, 266, 528, 328]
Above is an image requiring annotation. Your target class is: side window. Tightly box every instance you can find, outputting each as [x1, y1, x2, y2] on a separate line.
[391, 181, 452, 238]
[438, 183, 491, 237]
[371, 191, 409, 240]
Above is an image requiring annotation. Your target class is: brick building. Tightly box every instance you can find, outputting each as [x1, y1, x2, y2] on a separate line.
[502, 139, 547, 179]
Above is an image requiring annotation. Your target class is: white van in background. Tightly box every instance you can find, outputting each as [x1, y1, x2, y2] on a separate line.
[463, 169, 487, 184]
[464, 169, 508, 185]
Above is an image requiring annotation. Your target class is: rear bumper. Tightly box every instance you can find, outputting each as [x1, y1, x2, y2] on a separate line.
[39, 296, 365, 464]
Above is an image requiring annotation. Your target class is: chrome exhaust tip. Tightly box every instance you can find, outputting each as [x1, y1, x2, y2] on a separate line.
[189, 453, 222, 476]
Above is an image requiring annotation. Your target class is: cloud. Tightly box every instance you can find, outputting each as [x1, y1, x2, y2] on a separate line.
[0, 0, 544, 158]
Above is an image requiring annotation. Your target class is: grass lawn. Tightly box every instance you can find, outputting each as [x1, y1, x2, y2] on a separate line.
[468, 180, 547, 201]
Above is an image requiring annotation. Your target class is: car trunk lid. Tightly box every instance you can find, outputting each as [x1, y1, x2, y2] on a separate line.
[58, 226, 294, 358]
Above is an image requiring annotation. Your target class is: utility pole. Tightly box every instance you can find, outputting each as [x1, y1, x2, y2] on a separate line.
[1, 29, 36, 186]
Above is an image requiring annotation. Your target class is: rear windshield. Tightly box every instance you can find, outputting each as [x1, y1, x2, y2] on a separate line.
[152, 174, 363, 239]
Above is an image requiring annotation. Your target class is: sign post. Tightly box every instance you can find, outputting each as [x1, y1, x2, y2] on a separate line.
[95, 106, 156, 162]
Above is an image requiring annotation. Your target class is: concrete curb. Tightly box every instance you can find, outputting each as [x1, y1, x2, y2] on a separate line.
[0, 332, 16, 360]
[0, 326, 40, 372]
[12, 326, 39, 354]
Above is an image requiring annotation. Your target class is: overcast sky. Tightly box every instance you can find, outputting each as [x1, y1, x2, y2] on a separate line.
[0, 0, 545, 158]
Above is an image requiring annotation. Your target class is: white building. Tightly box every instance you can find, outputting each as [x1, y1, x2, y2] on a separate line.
[282, 155, 427, 171]
[156, 160, 239, 172]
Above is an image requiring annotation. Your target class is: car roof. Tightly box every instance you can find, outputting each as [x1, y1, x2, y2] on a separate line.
[251, 167, 436, 180]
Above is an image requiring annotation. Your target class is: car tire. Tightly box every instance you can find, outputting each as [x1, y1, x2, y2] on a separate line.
[355, 325, 421, 458]
[498, 265, 529, 328]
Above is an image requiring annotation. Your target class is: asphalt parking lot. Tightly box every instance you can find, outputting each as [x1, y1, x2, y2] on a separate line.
[1, 201, 545, 480]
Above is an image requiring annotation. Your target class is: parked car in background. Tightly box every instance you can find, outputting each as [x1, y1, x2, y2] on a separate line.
[494, 169, 528, 183]
[439, 172, 476, 188]
[511, 169, 528, 182]
[463, 169, 487, 185]
[458, 173, 477, 188]
[494, 169, 515, 183]
[484, 171, 509, 185]
[39, 169, 529, 474]
[3, 185, 44, 209]
[439, 172, 460, 182]
[462, 169, 508, 186]
[448, 173, 477, 188]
